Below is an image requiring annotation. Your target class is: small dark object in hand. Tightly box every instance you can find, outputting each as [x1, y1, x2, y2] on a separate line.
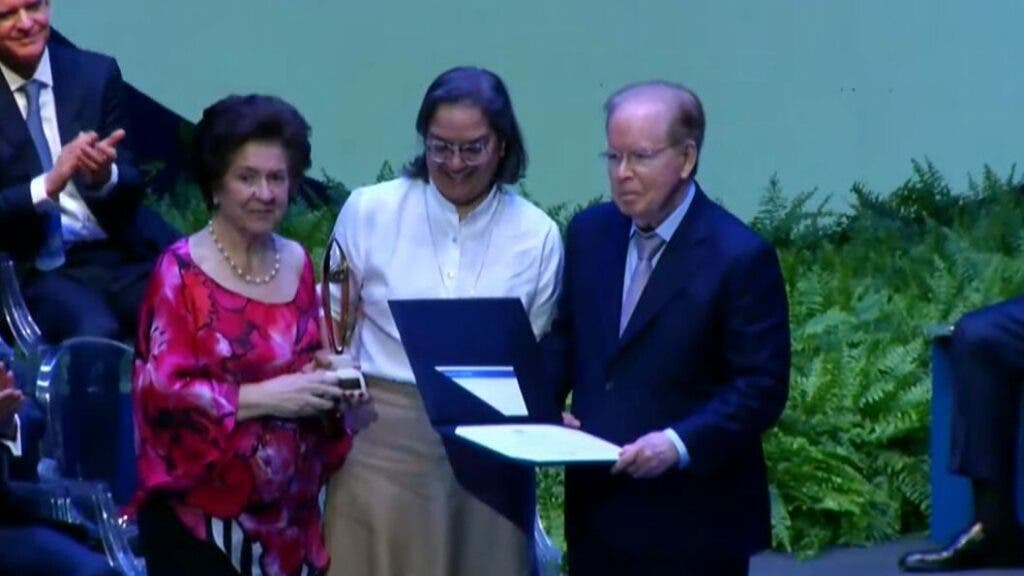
[338, 376, 365, 392]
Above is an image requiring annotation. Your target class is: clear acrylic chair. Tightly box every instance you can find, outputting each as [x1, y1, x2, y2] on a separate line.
[0, 252, 145, 574]
[0, 252, 44, 355]
[5, 477, 144, 574]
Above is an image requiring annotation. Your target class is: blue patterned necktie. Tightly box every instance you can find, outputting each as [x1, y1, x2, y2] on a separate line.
[23, 79, 65, 270]
[620, 231, 665, 334]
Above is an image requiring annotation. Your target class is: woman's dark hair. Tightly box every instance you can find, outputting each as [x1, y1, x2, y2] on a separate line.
[403, 66, 527, 185]
[191, 94, 312, 209]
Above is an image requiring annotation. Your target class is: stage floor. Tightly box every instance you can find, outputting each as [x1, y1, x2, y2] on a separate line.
[751, 537, 1024, 575]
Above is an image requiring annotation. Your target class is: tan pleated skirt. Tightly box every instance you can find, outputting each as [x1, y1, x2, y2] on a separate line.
[324, 377, 531, 576]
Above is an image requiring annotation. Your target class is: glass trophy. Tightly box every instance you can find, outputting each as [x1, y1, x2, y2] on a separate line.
[321, 238, 367, 395]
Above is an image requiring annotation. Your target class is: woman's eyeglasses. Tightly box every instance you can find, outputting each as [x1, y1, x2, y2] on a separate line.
[425, 136, 493, 166]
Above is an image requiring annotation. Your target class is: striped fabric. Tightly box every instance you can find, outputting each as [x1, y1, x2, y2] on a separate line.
[205, 511, 325, 576]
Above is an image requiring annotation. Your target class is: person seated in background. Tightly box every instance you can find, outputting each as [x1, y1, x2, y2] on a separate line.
[0, 0, 177, 344]
[132, 94, 375, 576]
[0, 353, 119, 576]
[899, 296, 1024, 571]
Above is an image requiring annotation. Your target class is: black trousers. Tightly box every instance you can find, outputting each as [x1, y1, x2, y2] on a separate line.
[137, 497, 239, 576]
[22, 240, 154, 343]
[567, 527, 749, 576]
[949, 296, 1024, 488]
[568, 550, 748, 576]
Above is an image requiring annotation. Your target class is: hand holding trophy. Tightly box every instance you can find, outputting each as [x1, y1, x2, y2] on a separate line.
[321, 237, 368, 398]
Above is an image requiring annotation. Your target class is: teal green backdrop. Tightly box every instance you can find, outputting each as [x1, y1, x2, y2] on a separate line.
[56, 1, 1023, 219]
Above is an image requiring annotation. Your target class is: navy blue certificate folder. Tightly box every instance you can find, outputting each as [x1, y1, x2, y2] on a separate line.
[390, 297, 621, 467]
[389, 297, 560, 430]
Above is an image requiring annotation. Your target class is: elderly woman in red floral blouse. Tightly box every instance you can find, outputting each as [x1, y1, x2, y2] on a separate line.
[132, 94, 373, 576]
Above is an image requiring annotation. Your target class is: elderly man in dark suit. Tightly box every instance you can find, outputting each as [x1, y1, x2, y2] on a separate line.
[0, 0, 176, 343]
[544, 81, 790, 575]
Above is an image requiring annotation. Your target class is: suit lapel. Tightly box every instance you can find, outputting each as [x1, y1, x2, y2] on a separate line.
[0, 69, 38, 173]
[599, 207, 633, 366]
[615, 187, 712, 353]
[48, 43, 83, 146]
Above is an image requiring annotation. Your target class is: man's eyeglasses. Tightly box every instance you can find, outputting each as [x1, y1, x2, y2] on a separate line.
[0, 0, 49, 27]
[425, 136, 493, 166]
[600, 145, 677, 170]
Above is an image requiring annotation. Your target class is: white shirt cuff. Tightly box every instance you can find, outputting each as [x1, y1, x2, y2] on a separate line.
[1, 414, 22, 458]
[93, 163, 119, 197]
[32, 164, 119, 204]
[663, 427, 689, 469]
[30, 174, 51, 208]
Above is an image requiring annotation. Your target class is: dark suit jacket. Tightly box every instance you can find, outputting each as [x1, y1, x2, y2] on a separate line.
[0, 40, 173, 264]
[0, 393, 116, 576]
[543, 186, 791, 567]
[1, 394, 45, 525]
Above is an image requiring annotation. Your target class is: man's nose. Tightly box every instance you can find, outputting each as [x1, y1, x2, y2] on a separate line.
[613, 157, 634, 180]
[14, 9, 35, 29]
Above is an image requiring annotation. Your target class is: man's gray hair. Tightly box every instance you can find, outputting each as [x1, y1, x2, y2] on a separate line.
[604, 81, 706, 152]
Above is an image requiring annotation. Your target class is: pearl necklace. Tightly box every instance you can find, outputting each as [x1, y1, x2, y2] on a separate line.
[208, 220, 281, 285]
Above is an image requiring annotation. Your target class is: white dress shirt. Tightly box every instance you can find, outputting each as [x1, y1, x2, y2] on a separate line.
[621, 180, 696, 467]
[1, 48, 115, 244]
[331, 177, 564, 385]
[1, 415, 22, 457]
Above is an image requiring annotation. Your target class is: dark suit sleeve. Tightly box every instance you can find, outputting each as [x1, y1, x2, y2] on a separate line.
[672, 240, 790, 475]
[540, 218, 578, 411]
[86, 56, 181, 256]
[0, 182, 36, 231]
[0, 123, 42, 229]
[88, 58, 142, 199]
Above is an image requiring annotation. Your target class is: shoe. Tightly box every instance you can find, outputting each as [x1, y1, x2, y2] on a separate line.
[898, 522, 1024, 572]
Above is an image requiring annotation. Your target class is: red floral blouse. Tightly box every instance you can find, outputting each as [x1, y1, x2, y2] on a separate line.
[133, 239, 351, 575]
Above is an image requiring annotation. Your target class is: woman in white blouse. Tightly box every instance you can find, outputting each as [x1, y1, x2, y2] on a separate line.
[324, 67, 563, 576]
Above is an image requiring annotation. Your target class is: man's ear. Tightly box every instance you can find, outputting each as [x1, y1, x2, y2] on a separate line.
[679, 140, 698, 181]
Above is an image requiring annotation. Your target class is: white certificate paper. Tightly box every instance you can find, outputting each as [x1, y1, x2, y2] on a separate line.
[436, 366, 529, 417]
[454, 423, 621, 464]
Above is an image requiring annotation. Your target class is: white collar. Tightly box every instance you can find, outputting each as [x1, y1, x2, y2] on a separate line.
[629, 179, 696, 244]
[425, 179, 501, 223]
[0, 46, 52, 93]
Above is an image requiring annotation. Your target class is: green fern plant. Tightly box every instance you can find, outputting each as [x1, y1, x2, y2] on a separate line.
[759, 162, 1023, 556]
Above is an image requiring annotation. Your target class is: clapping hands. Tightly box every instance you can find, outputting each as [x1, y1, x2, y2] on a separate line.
[44, 129, 125, 197]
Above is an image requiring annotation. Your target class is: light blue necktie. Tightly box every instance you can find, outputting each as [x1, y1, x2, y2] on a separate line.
[23, 79, 65, 270]
[620, 231, 665, 334]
